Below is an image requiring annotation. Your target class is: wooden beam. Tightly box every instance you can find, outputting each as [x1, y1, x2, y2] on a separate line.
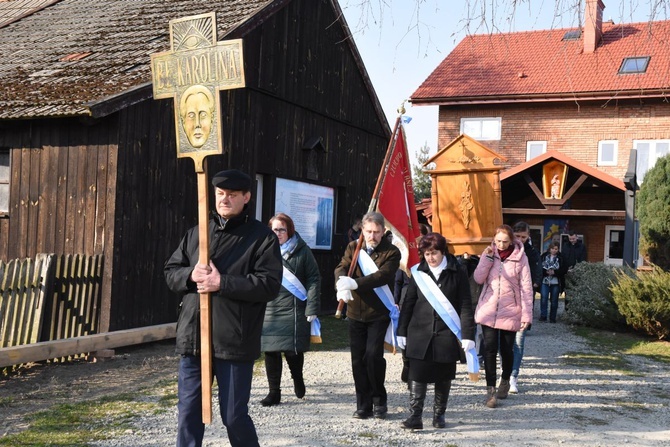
[523, 173, 545, 202]
[503, 208, 625, 217]
[0, 323, 176, 368]
[561, 173, 589, 202]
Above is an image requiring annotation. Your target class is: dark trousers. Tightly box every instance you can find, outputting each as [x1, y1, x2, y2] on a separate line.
[481, 325, 516, 387]
[264, 351, 304, 390]
[177, 355, 258, 447]
[349, 317, 389, 411]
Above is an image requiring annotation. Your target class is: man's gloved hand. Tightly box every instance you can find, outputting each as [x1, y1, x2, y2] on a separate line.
[336, 276, 358, 291]
[337, 289, 354, 303]
[396, 336, 407, 350]
[461, 339, 475, 352]
[306, 315, 316, 322]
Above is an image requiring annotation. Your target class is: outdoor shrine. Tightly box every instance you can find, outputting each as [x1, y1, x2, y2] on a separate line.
[423, 134, 507, 256]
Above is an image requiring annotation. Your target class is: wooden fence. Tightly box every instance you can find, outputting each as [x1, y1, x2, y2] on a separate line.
[0, 254, 103, 356]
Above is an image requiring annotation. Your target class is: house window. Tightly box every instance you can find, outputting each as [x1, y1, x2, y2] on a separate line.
[526, 141, 547, 161]
[598, 140, 618, 166]
[619, 56, 650, 74]
[0, 148, 9, 214]
[634, 140, 670, 183]
[460, 117, 501, 141]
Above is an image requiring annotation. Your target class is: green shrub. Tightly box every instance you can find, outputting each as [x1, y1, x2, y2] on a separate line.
[611, 267, 670, 340]
[637, 154, 670, 271]
[563, 262, 630, 330]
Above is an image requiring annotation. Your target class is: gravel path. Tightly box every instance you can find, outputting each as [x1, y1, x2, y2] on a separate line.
[90, 309, 670, 447]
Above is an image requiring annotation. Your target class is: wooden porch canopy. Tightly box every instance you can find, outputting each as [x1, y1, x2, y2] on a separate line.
[500, 150, 626, 217]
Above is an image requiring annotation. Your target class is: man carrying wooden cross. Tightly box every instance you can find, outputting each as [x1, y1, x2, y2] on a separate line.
[165, 169, 282, 447]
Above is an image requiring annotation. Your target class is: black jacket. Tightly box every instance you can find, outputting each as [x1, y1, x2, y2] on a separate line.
[524, 241, 542, 291]
[397, 255, 475, 364]
[561, 240, 587, 268]
[334, 238, 401, 322]
[164, 208, 282, 362]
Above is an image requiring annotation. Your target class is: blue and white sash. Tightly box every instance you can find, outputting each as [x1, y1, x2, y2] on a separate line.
[411, 265, 480, 381]
[281, 266, 321, 343]
[357, 250, 399, 351]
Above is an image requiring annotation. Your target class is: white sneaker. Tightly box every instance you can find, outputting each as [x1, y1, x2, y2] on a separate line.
[509, 376, 519, 394]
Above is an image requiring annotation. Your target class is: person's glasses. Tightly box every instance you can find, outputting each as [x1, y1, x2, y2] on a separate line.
[272, 228, 287, 234]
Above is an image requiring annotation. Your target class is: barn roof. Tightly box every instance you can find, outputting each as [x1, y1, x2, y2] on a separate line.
[0, 0, 387, 125]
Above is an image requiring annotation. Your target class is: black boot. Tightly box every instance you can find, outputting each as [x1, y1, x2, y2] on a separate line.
[433, 381, 451, 428]
[286, 351, 306, 398]
[400, 354, 410, 383]
[261, 352, 282, 406]
[260, 390, 281, 407]
[401, 381, 426, 430]
[372, 396, 387, 419]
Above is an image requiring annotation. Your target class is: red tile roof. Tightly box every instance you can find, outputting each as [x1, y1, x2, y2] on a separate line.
[412, 20, 670, 105]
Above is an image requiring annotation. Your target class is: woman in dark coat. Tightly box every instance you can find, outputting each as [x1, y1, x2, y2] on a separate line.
[260, 213, 321, 406]
[396, 233, 475, 430]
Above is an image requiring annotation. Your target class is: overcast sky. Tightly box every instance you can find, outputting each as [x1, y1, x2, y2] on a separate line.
[340, 0, 660, 162]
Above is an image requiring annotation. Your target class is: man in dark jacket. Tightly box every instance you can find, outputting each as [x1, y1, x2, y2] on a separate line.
[164, 169, 282, 447]
[335, 212, 401, 420]
[510, 221, 542, 393]
[561, 230, 587, 310]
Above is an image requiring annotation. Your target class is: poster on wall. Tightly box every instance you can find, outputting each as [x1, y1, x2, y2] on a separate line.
[275, 178, 334, 250]
[542, 219, 568, 253]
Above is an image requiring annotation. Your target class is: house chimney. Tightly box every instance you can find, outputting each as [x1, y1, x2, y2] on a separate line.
[584, 0, 605, 53]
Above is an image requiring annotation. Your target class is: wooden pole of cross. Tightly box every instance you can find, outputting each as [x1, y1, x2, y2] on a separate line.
[150, 12, 245, 424]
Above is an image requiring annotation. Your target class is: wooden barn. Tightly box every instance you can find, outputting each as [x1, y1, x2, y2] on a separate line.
[0, 0, 390, 333]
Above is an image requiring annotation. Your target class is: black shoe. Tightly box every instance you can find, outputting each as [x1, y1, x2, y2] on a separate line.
[539, 317, 547, 322]
[373, 405, 388, 419]
[260, 391, 281, 407]
[550, 319, 556, 323]
[401, 415, 423, 430]
[293, 377, 306, 399]
[353, 409, 373, 419]
[433, 414, 446, 428]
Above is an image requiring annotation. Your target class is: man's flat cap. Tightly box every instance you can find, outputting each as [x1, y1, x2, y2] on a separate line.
[211, 169, 252, 191]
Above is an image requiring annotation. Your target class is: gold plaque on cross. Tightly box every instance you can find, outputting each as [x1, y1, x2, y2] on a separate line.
[150, 12, 245, 171]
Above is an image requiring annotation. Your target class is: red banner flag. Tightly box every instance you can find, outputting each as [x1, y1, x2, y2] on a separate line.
[376, 123, 421, 274]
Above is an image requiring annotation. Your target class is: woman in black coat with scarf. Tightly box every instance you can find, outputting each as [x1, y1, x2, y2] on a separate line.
[260, 213, 321, 406]
[397, 233, 475, 430]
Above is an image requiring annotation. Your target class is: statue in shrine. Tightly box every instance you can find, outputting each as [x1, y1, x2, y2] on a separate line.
[550, 174, 560, 199]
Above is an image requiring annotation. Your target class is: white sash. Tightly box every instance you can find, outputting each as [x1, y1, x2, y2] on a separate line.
[411, 265, 480, 380]
[281, 266, 321, 343]
[357, 250, 399, 351]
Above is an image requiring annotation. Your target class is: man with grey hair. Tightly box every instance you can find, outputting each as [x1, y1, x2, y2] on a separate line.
[335, 212, 401, 419]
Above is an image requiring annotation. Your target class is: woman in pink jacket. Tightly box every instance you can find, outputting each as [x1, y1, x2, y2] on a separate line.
[474, 224, 533, 408]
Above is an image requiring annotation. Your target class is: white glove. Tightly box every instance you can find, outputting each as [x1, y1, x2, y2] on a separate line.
[396, 336, 407, 350]
[336, 276, 358, 291]
[337, 289, 353, 303]
[461, 339, 475, 352]
[306, 315, 316, 322]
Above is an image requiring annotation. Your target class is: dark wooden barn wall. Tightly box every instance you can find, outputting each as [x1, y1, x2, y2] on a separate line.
[0, 118, 116, 261]
[108, 98, 197, 331]
[218, 0, 390, 306]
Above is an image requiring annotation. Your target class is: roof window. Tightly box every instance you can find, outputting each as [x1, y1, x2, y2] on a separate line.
[619, 56, 650, 74]
[562, 29, 581, 41]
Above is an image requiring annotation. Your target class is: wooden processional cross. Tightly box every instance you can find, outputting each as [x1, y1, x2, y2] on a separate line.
[150, 12, 245, 424]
